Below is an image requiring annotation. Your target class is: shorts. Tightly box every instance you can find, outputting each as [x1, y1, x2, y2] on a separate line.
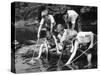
[79, 42, 97, 54]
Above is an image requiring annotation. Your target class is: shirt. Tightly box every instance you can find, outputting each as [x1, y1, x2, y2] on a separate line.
[60, 29, 77, 43]
[76, 32, 93, 43]
[67, 10, 79, 24]
[40, 15, 55, 25]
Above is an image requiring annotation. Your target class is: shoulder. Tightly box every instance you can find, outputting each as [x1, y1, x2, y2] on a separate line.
[68, 10, 78, 15]
[48, 15, 55, 22]
[68, 10, 76, 13]
[48, 15, 54, 18]
[77, 31, 93, 36]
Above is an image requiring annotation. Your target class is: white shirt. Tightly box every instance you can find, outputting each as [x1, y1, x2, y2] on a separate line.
[67, 10, 79, 24]
[40, 15, 55, 25]
[76, 32, 93, 43]
[60, 29, 77, 42]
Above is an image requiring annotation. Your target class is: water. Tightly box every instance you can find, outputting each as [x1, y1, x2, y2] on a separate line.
[15, 38, 97, 73]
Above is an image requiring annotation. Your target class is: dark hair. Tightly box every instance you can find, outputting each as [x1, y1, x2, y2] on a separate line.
[62, 8, 68, 15]
[38, 6, 47, 21]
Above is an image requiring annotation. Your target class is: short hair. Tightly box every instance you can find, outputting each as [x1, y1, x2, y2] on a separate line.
[41, 9, 48, 17]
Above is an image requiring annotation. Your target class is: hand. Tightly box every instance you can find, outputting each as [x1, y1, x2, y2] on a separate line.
[65, 61, 71, 65]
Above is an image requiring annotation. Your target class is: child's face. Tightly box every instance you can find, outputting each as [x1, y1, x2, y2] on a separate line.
[42, 10, 48, 18]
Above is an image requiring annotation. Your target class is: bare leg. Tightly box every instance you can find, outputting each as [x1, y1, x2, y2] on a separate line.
[44, 40, 48, 60]
[56, 45, 61, 54]
[78, 47, 92, 68]
[52, 35, 61, 54]
[34, 44, 44, 59]
[87, 54, 92, 65]
[84, 53, 92, 68]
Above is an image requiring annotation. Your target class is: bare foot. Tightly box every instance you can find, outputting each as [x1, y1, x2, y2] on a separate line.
[64, 64, 74, 70]
[65, 60, 71, 66]
[72, 63, 79, 69]
[84, 64, 92, 68]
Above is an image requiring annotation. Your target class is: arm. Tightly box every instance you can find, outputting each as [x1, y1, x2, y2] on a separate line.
[71, 17, 76, 29]
[37, 18, 44, 39]
[37, 24, 43, 39]
[70, 42, 74, 53]
[51, 23, 53, 32]
[88, 33, 94, 49]
[52, 35, 58, 47]
[71, 11, 79, 30]
[72, 22, 75, 30]
[65, 40, 79, 65]
[50, 15, 55, 32]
